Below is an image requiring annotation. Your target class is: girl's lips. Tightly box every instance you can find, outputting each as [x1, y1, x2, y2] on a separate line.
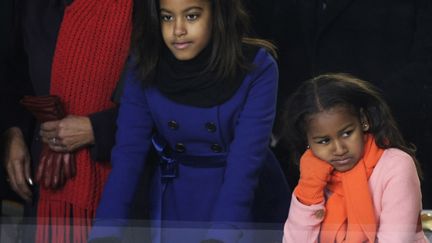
[173, 42, 191, 50]
[331, 157, 351, 165]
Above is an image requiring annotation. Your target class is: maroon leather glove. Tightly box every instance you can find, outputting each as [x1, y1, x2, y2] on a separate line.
[20, 95, 76, 189]
[20, 95, 65, 120]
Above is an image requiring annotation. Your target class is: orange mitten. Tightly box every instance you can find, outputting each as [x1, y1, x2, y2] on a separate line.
[294, 149, 334, 205]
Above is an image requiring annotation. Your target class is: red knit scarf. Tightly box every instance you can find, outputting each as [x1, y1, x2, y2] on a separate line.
[320, 135, 384, 243]
[36, 1, 132, 242]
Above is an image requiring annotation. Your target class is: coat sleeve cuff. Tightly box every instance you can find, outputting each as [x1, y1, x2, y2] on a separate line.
[288, 193, 325, 227]
[88, 107, 118, 162]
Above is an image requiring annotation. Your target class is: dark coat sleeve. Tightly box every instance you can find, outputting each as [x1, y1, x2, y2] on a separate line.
[206, 50, 279, 242]
[90, 68, 154, 240]
[0, 0, 34, 139]
[88, 107, 119, 162]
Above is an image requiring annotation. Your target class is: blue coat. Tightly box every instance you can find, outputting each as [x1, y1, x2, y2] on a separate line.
[91, 48, 291, 243]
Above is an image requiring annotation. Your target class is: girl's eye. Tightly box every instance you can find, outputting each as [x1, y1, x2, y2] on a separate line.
[161, 15, 173, 22]
[342, 130, 353, 137]
[186, 14, 199, 21]
[317, 138, 330, 144]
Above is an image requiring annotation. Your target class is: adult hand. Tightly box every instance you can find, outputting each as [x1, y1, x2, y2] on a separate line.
[3, 127, 33, 203]
[40, 115, 95, 152]
[294, 149, 334, 205]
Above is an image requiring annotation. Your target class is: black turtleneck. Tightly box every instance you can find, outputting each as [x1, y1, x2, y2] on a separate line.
[155, 43, 259, 107]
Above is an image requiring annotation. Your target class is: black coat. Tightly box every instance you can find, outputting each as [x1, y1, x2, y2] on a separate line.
[271, 0, 432, 207]
[0, 0, 33, 136]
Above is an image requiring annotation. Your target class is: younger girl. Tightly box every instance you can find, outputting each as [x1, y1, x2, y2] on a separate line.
[90, 0, 290, 242]
[282, 73, 428, 242]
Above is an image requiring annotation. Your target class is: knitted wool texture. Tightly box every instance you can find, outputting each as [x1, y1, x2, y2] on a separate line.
[320, 135, 383, 243]
[36, 0, 132, 242]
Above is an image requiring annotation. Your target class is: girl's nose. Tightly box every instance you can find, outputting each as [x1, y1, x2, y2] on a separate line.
[333, 140, 347, 156]
[174, 19, 186, 37]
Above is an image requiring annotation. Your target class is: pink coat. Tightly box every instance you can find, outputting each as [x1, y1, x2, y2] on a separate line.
[283, 148, 429, 243]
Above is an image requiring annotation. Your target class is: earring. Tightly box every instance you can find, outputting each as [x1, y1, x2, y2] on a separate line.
[362, 123, 369, 131]
[307, 145, 310, 149]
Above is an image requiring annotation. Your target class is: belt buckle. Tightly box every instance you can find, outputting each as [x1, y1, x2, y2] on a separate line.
[160, 156, 178, 182]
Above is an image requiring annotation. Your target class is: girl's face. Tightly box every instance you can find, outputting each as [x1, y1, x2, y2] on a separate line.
[160, 0, 212, 60]
[306, 106, 369, 172]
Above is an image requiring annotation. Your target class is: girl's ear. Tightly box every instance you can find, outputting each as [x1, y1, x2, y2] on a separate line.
[360, 108, 370, 132]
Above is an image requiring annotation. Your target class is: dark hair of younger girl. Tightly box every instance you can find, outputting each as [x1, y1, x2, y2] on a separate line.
[131, 0, 277, 85]
[281, 73, 422, 177]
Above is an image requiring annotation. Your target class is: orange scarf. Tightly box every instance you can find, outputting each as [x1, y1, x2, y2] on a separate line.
[320, 135, 384, 243]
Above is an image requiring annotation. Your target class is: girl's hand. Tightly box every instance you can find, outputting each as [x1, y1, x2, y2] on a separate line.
[40, 115, 95, 152]
[294, 149, 334, 205]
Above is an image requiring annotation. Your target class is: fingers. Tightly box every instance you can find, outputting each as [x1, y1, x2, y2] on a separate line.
[48, 115, 94, 151]
[4, 128, 33, 202]
[70, 153, 76, 177]
[42, 135, 63, 147]
[43, 152, 54, 188]
[42, 133, 71, 153]
[63, 153, 72, 179]
[63, 153, 76, 179]
[24, 155, 33, 187]
[35, 158, 45, 185]
[36, 146, 49, 184]
[36, 148, 73, 189]
[7, 158, 32, 203]
[40, 120, 60, 143]
[47, 137, 69, 152]
[51, 153, 63, 189]
[40, 120, 59, 132]
[58, 161, 65, 188]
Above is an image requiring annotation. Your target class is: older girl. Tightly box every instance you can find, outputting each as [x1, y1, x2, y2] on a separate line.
[90, 0, 290, 242]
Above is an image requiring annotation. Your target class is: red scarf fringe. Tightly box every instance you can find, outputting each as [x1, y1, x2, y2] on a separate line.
[36, 200, 95, 243]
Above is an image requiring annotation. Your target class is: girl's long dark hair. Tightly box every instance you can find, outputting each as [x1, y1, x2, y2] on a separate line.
[131, 0, 276, 85]
[281, 73, 422, 177]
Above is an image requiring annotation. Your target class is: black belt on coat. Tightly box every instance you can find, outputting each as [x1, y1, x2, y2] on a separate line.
[151, 134, 227, 182]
